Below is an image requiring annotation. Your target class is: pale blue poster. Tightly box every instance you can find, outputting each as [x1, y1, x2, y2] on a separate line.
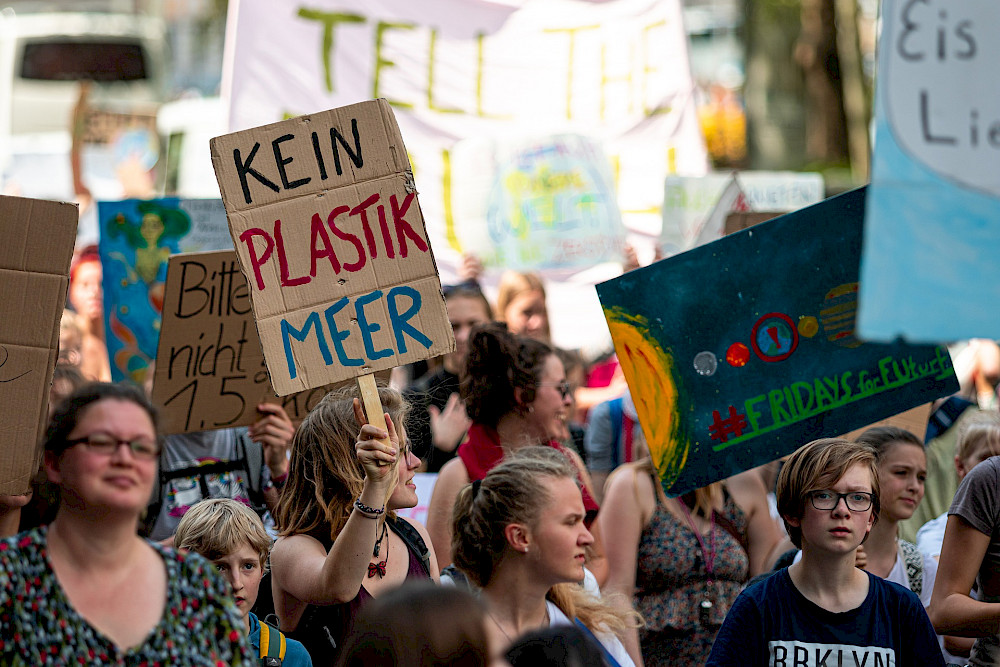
[97, 199, 233, 384]
[450, 134, 626, 271]
[858, 0, 1000, 342]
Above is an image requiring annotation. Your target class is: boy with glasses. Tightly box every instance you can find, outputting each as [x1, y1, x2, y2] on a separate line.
[707, 438, 944, 666]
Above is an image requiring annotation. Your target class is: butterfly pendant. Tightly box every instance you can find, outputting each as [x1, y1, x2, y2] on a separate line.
[368, 560, 387, 578]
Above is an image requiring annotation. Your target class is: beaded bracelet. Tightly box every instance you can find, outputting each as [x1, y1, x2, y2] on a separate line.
[270, 471, 289, 489]
[354, 498, 385, 518]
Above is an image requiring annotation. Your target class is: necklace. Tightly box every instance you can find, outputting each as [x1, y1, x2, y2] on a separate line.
[488, 611, 513, 642]
[678, 499, 717, 626]
[368, 521, 389, 578]
[487, 606, 550, 643]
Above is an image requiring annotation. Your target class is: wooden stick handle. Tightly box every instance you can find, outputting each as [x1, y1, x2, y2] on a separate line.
[356, 373, 392, 470]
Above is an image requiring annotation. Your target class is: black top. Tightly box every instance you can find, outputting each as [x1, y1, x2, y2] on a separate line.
[404, 367, 463, 473]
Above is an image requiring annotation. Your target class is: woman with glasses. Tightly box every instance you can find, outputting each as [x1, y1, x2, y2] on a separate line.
[426, 322, 607, 582]
[0, 382, 251, 664]
[599, 459, 779, 665]
[269, 386, 438, 660]
[707, 438, 944, 666]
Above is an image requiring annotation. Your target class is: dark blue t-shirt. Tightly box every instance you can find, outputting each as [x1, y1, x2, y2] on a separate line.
[707, 568, 944, 666]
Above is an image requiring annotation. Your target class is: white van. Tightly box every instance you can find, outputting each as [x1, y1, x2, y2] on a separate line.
[1, 9, 166, 134]
[0, 7, 167, 211]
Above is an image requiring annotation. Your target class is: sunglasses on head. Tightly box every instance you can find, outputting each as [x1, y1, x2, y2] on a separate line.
[442, 280, 485, 298]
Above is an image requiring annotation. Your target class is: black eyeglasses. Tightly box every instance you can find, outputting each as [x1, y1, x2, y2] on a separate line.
[807, 490, 874, 512]
[539, 380, 572, 400]
[66, 433, 161, 461]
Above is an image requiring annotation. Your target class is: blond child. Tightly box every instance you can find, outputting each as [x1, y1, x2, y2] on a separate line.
[175, 499, 312, 666]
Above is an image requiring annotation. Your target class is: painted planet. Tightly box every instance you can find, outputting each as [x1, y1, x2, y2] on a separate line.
[726, 342, 750, 367]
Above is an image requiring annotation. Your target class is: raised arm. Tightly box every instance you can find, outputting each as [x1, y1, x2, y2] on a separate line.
[271, 405, 400, 609]
[929, 515, 1000, 637]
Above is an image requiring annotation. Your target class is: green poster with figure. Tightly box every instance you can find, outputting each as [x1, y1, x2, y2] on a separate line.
[98, 198, 233, 385]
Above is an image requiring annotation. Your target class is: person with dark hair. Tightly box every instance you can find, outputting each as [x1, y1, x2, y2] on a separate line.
[269, 386, 438, 659]
[405, 281, 493, 472]
[707, 438, 944, 666]
[335, 581, 490, 667]
[0, 382, 251, 664]
[505, 625, 606, 667]
[451, 448, 636, 665]
[426, 323, 606, 581]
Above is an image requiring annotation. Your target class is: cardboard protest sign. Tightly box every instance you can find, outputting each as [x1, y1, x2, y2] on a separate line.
[840, 403, 932, 443]
[858, 0, 1000, 341]
[0, 196, 78, 494]
[724, 212, 782, 236]
[151, 250, 389, 434]
[98, 198, 233, 385]
[597, 187, 958, 496]
[211, 99, 455, 396]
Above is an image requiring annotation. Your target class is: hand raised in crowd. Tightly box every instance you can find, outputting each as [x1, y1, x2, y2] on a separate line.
[249, 403, 295, 478]
[458, 253, 484, 283]
[429, 392, 471, 453]
[622, 243, 641, 273]
[352, 398, 402, 487]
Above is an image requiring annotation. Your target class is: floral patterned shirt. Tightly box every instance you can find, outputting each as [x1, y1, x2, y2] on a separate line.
[0, 525, 253, 666]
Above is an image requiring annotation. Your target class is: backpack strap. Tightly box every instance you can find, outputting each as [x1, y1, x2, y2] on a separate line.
[238, 430, 269, 515]
[140, 429, 266, 537]
[258, 618, 286, 666]
[607, 397, 624, 469]
[141, 448, 166, 537]
[899, 539, 924, 598]
[573, 617, 622, 667]
[388, 515, 431, 576]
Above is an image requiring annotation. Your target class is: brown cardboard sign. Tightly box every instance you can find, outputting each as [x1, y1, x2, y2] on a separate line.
[211, 99, 455, 395]
[151, 250, 389, 434]
[0, 196, 78, 494]
[840, 403, 933, 443]
[724, 211, 783, 236]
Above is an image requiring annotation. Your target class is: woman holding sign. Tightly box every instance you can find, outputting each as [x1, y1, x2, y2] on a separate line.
[426, 323, 607, 581]
[269, 386, 438, 659]
[0, 383, 251, 664]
